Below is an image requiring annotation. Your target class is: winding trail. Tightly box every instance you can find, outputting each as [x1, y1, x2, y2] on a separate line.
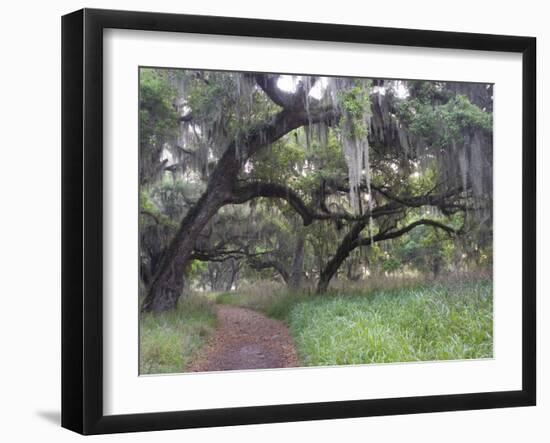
[189, 305, 299, 372]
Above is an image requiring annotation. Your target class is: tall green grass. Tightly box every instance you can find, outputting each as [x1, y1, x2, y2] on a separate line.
[140, 296, 217, 374]
[218, 280, 492, 366]
[144, 280, 492, 373]
[288, 281, 493, 366]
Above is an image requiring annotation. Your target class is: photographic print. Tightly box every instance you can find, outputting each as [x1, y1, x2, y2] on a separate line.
[62, 10, 535, 433]
[138, 68, 493, 375]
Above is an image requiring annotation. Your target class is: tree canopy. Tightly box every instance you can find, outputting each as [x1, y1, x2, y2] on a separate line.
[138, 68, 493, 312]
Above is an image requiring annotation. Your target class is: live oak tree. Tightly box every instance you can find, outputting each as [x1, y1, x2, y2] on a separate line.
[141, 70, 339, 312]
[139, 69, 493, 312]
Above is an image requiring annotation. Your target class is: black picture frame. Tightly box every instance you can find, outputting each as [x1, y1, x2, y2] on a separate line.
[61, 8, 536, 435]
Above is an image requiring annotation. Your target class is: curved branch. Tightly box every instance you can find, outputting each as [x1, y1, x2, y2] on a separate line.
[254, 74, 321, 109]
[353, 218, 456, 249]
[248, 257, 290, 283]
[317, 218, 456, 293]
[254, 74, 295, 108]
[231, 180, 464, 228]
[242, 105, 340, 160]
[231, 182, 315, 225]
[191, 248, 247, 262]
[140, 210, 161, 225]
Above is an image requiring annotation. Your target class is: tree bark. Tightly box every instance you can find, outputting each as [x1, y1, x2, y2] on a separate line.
[317, 219, 456, 293]
[140, 75, 459, 311]
[317, 221, 367, 293]
[141, 103, 337, 312]
[225, 259, 240, 292]
[141, 146, 239, 312]
[288, 231, 306, 290]
[248, 257, 290, 284]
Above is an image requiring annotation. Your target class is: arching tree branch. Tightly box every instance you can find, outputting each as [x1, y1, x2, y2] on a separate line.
[317, 218, 457, 293]
[231, 180, 466, 227]
[353, 218, 456, 249]
[231, 182, 315, 225]
[253, 73, 321, 109]
[248, 257, 290, 283]
[253, 74, 296, 108]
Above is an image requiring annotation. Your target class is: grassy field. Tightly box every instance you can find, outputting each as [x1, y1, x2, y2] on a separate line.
[218, 280, 493, 366]
[140, 280, 492, 373]
[140, 296, 217, 374]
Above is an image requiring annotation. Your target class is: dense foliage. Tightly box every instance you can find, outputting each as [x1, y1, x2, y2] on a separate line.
[138, 68, 493, 310]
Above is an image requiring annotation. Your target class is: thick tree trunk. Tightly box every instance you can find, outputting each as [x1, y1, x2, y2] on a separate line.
[208, 265, 222, 292]
[141, 148, 238, 312]
[141, 93, 340, 312]
[288, 232, 305, 290]
[141, 193, 226, 312]
[225, 259, 239, 292]
[317, 218, 457, 293]
[317, 221, 366, 293]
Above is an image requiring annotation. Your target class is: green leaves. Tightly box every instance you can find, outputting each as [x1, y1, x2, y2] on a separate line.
[398, 86, 492, 146]
[138, 70, 493, 296]
[139, 68, 179, 144]
[185, 71, 279, 149]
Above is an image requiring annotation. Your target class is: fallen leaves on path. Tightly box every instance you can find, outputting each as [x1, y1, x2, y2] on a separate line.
[188, 305, 299, 372]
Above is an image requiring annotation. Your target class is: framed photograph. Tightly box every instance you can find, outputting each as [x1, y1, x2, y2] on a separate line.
[61, 8, 536, 435]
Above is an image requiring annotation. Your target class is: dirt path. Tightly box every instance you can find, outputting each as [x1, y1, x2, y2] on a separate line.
[189, 305, 299, 372]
